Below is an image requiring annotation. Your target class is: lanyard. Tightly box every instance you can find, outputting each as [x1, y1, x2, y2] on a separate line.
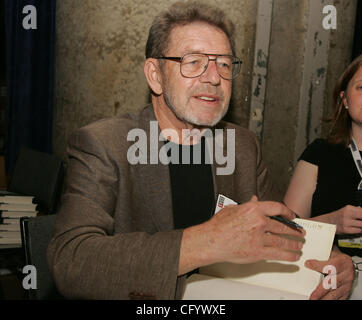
[349, 137, 362, 190]
[339, 138, 362, 249]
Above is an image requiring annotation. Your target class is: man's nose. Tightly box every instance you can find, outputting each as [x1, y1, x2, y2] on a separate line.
[199, 60, 221, 85]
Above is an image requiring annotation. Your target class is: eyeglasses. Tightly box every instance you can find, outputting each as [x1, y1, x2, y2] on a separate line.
[156, 53, 242, 80]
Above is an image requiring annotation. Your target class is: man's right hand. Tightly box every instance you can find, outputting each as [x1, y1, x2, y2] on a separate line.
[178, 196, 305, 276]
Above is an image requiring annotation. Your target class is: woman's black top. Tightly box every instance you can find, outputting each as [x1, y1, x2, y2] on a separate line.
[299, 138, 362, 256]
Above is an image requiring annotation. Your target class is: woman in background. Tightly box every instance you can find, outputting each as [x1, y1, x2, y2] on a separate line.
[284, 55, 362, 259]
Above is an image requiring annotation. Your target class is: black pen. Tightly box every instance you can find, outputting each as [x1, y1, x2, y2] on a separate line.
[270, 216, 304, 230]
[231, 197, 303, 230]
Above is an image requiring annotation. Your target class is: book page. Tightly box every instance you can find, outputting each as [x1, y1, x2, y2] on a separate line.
[183, 274, 308, 300]
[200, 219, 336, 297]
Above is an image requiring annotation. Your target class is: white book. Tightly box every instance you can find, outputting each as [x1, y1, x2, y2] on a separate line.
[0, 224, 20, 231]
[0, 218, 19, 224]
[1, 211, 38, 218]
[0, 237, 21, 245]
[183, 274, 307, 300]
[183, 195, 337, 300]
[0, 192, 35, 205]
[0, 230, 21, 239]
[0, 203, 37, 211]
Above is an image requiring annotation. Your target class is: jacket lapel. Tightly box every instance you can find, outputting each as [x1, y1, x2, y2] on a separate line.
[136, 106, 174, 231]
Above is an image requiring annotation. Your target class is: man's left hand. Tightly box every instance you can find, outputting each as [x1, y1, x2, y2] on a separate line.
[305, 250, 355, 300]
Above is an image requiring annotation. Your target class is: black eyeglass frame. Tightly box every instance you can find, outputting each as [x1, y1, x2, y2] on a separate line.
[156, 53, 243, 80]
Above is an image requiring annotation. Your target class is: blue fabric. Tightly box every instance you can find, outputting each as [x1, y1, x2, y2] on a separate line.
[5, 0, 56, 174]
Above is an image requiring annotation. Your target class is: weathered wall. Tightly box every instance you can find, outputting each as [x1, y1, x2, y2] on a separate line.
[262, 0, 357, 198]
[53, 0, 258, 158]
[262, 0, 309, 197]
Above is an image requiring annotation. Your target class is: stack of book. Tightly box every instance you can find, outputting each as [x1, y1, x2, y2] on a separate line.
[0, 191, 38, 245]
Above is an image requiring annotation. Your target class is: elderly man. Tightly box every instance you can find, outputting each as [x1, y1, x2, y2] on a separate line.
[47, 1, 354, 300]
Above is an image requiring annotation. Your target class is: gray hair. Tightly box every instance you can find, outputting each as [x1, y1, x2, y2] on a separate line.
[145, 1, 236, 58]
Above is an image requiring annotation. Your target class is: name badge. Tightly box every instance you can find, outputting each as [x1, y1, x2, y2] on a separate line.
[214, 194, 237, 214]
[338, 235, 362, 249]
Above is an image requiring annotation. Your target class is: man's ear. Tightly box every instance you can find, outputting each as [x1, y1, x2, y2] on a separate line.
[144, 58, 163, 95]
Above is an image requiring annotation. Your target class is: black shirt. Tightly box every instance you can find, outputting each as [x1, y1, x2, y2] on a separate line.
[299, 138, 362, 256]
[167, 138, 215, 229]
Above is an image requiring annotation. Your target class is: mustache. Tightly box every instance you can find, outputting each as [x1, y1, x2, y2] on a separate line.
[188, 86, 225, 101]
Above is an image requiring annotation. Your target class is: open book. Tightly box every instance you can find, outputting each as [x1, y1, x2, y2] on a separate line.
[182, 195, 337, 300]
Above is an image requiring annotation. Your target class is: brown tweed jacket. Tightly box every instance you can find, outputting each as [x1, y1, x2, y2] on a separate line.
[47, 105, 278, 300]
